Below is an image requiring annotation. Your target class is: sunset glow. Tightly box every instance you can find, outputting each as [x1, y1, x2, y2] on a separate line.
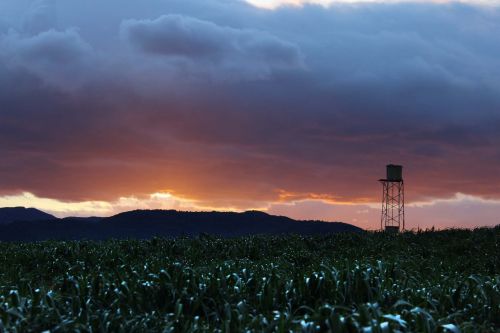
[1, 191, 497, 230]
[1, 0, 500, 229]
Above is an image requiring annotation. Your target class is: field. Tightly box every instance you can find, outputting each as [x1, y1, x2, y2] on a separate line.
[0, 228, 498, 332]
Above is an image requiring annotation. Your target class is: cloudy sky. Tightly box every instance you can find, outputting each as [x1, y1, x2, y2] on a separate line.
[1, 0, 500, 229]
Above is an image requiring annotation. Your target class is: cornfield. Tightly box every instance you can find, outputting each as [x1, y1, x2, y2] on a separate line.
[0, 228, 498, 332]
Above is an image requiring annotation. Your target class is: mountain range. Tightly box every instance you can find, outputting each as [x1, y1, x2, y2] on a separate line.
[0, 207, 362, 241]
[0, 207, 56, 225]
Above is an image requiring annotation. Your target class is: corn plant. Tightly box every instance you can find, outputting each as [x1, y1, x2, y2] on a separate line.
[0, 227, 498, 332]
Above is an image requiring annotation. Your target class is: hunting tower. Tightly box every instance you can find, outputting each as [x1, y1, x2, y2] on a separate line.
[379, 164, 405, 232]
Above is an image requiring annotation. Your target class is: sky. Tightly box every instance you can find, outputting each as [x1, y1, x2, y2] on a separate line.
[1, 0, 500, 230]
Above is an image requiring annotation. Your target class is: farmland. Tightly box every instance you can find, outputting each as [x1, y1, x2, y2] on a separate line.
[0, 228, 498, 332]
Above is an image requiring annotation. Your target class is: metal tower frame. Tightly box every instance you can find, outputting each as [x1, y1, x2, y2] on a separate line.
[379, 179, 404, 231]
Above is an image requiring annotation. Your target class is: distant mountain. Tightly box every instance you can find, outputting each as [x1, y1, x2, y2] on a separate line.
[0, 209, 362, 242]
[0, 207, 56, 225]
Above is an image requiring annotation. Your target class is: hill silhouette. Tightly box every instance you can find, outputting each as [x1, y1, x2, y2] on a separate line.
[0, 209, 362, 241]
[0, 207, 56, 225]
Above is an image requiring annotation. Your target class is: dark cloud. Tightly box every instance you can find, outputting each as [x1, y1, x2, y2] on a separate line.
[0, 28, 95, 89]
[121, 14, 304, 80]
[0, 0, 500, 211]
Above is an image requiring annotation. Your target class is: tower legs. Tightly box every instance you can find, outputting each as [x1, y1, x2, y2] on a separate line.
[380, 180, 404, 232]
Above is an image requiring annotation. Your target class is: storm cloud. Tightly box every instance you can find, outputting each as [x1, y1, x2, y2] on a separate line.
[0, 28, 95, 89]
[1, 0, 500, 227]
[121, 14, 303, 80]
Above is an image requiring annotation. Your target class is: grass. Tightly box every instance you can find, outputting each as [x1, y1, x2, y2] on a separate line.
[0, 227, 498, 332]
